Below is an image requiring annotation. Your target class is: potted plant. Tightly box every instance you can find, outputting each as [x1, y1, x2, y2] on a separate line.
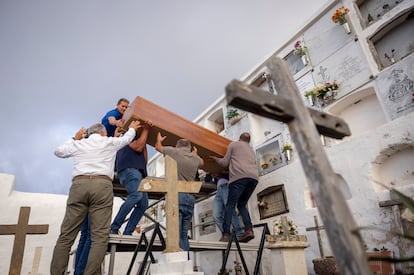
[226, 108, 242, 125]
[332, 6, 351, 34]
[294, 40, 309, 65]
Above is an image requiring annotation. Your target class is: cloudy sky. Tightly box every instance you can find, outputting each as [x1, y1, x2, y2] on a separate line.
[0, 0, 328, 194]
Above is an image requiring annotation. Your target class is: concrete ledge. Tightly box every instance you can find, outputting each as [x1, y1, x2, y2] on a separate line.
[108, 235, 260, 252]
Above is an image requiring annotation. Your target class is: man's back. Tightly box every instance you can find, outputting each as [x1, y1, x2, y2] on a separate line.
[218, 140, 258, 183]
[163, 146, 201, 181]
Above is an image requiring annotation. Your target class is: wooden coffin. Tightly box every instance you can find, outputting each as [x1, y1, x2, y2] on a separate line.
[122, 96, 231, 174]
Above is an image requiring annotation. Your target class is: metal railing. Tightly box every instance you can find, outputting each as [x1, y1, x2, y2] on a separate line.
[219, 223, 270, 275]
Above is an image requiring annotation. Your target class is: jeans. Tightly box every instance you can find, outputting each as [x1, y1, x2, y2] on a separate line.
[111, 168, 148, 235]
[213, 183, 244, 238]
[178, 193, 195, 251]
[74, 216, 91, 275]
[223, 178, 258, 235]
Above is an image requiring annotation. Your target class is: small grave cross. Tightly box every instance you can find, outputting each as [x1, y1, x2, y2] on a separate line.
[0, 206, 49, 275]
[29, 247, 43, 275]
[139, 155, 202, 252]
[306, 216, 326, 257]
[225, 56, 372, 275]
[280, 216, 290, 237]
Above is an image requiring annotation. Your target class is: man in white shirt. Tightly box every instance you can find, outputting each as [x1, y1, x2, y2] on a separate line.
[50, 121, 140, 275]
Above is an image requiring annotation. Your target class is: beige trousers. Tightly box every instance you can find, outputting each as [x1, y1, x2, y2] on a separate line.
[50, 177, 113, 275]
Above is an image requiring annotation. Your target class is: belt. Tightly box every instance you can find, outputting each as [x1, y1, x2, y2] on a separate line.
[73, 175, 112, 182]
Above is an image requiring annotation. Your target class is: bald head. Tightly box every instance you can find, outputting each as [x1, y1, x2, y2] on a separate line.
[239, 132, 250, 143]
[176, 139, 192, 149]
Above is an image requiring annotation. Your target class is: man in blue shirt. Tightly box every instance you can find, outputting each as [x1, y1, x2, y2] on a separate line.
[101, 98, 129, 137]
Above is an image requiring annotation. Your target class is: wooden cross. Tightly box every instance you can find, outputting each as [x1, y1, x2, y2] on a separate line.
[138, 155, 202, 252]
[0, 206, 49, 275]
[306, 216, 326, 257]
[225, 56, 372, 275]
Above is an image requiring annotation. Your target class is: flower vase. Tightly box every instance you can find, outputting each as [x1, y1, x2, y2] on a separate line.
[320, 135, 326, 146]
[307, 95, 315, 106]
[285, 150, 292, 162]
[321, 91, 337, 105]
[341, 22, 351, 34]
[301, 54, 308, 66]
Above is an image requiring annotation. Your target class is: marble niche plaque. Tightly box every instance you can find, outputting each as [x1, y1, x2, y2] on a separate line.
[303, 4, 354, 66]
[312, 41, 372, 98]
[375, 54, 414, 120]
[257, 185, 289, 220]
[198, 209, 216, 236]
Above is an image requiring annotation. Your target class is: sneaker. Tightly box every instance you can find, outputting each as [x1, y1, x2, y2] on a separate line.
[219, 235, 230, 242]
[238, 228, 254, 243]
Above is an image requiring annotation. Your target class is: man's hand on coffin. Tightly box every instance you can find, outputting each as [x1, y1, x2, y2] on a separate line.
[128, 120, 141, 131]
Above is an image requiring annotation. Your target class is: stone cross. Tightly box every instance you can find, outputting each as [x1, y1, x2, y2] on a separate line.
[225, 56, 372, 275]
[280, 216, 290, 237]
[0, 206, 49, 275]
[306, 216, 326, 257]
[138, 155, 202, 252]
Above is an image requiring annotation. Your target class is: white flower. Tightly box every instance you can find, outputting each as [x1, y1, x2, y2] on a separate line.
[273, 218, 298, 236]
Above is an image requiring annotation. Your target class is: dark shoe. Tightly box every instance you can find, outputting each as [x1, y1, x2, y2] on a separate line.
[109, 229, 119, 235]
[238, 228, 254, 243]
[219, 234, 230, 242]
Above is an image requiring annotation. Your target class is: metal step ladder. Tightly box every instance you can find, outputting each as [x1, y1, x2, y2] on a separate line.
[126, 222, 166, 275]
[219, 223, 270, 275]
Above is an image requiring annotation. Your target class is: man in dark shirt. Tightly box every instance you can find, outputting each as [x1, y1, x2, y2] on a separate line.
[110, 120, 152, 235]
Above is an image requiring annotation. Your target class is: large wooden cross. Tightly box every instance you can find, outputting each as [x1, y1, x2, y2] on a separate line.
[225, 56, 372, 275]
[139, 155, 202, 252]
[0, 206, 49, 275]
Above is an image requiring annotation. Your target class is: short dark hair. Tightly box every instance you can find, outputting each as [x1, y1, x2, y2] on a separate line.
[176, 139, 191, 149]
[239, 132, 250, 142]
[117, 98, 129, 105]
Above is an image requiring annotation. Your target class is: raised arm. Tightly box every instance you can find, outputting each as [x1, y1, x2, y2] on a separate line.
[128, 120, 152, 152]
[155, 132, 167, 153]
